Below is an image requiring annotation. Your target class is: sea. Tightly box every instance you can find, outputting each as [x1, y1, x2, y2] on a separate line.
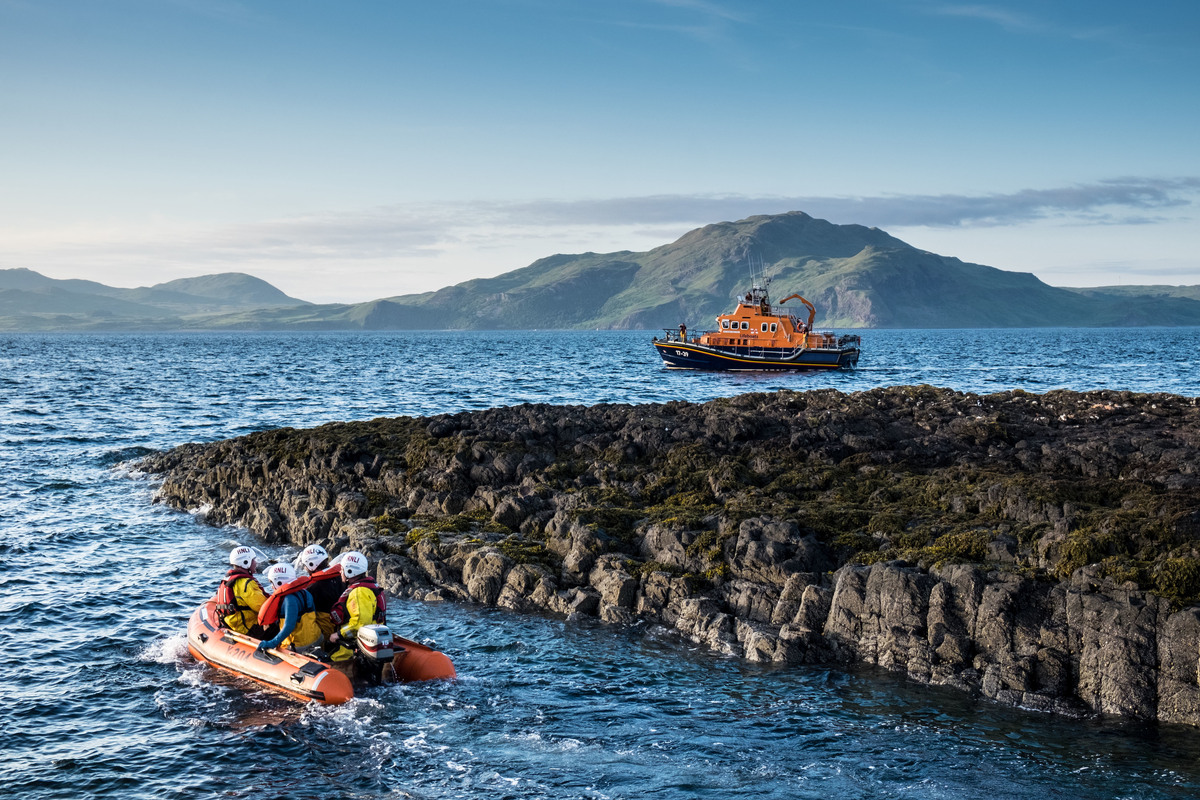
[3, 328, 1200, 800]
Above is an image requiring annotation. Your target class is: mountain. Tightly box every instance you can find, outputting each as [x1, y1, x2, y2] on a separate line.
[136, 273, 305, 309]
[2, 213, 1197, 330]
[0, 269, 310, 330]
[355, 211, 1200, 329]
[1073, 285, 1200, 300]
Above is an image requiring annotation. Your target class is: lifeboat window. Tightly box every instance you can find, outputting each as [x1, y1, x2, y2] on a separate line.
[740, 321, 749, 330]
[721, 320, 729, 329]
[760, 323, 768, 332]
[770, 323, 777, 332]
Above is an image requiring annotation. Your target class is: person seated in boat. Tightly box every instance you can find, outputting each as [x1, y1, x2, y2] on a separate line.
[327, 551, 387, 663]
[255, 562, 323, 654]
[216, 546, 270, 638]
[293, 543, 344, 641]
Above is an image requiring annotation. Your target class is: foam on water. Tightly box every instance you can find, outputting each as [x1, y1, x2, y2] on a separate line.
[145, 631, 192, 665]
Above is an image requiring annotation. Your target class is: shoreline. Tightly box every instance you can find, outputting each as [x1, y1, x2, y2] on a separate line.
[139, 385, 1200, 725]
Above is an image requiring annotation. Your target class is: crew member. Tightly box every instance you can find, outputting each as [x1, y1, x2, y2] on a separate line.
[216, 546, 269, 638]
[294, 543, 344, 639]
[256, 563, 322, 653]
[328, 551, 387, 662]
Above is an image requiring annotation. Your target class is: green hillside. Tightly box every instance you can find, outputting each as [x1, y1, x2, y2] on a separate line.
[372, 212, 1200, 329]
[0, 269, 310, 331]
[1069, 285, 1200, 300]
[139, 273, 305, 308]
[2, 213, 1197, 331]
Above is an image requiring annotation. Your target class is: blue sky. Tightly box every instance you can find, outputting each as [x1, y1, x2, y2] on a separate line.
[1, 0, 1197, 302]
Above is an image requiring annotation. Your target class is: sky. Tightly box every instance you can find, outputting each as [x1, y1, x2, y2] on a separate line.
[1, 0, 1197, 303]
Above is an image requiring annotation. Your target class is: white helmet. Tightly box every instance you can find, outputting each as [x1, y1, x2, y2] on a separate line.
[297, 544, 329, 573]
[229, 546, 257, 571]
[340, 551, 368, 579]
[266, 562, 297, 589]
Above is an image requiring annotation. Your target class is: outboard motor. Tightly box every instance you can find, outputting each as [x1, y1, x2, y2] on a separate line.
[354, 624, 397, 684]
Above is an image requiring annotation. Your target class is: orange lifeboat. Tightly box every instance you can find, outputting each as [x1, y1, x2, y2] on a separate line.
[390, 635, 457, 682]
[652, 283, 860, 371]
[187, 601, 456, 704]
[187, 600, 353, 704]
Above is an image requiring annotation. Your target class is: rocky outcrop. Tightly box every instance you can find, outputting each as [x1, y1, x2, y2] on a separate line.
[139, 386, 1200, 725]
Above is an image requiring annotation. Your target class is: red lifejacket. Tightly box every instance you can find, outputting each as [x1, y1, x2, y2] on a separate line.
[258, 575, 314, 627]
[215, 568, 255, 619]
[310, 564, 342, 584]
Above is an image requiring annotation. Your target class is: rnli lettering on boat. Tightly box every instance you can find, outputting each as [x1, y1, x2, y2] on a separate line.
[651, 281, 861, 372]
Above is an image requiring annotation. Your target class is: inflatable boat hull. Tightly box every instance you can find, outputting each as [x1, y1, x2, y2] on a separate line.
[391, 635, 457, 682]
[188, 601, 354, 704]
[187, 601, 456, 702]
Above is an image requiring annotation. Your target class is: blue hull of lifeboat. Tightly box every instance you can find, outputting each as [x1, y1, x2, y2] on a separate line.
[652, 339, 859, 371]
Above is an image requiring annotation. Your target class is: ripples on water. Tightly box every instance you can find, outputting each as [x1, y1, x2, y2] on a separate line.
[3, 330, 1200, 800]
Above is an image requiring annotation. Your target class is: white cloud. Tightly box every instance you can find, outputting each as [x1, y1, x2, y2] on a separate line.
[457, 178, 1200, 230]
[931, 4, 1045, 34]
[2, 178, 1196, 301]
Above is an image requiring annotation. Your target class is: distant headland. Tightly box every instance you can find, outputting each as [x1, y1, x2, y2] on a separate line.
[4, 212, 1199, 331]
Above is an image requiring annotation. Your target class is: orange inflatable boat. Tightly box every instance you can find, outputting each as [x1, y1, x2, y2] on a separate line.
[388, 632, 458, 683]
[188, 601, 353, 704]
[187, 601, 455, 704]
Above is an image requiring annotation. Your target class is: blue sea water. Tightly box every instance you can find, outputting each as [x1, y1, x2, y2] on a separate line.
[2, 328, 1200, 800]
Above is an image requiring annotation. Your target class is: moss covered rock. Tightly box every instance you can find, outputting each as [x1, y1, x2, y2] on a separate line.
[141, 386, 1200, 724]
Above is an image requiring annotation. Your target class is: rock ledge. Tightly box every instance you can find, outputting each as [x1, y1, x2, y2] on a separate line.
[139, 386, 1200, 725]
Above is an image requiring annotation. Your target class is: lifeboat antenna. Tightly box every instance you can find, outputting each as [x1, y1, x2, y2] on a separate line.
[748, 252, 770, 291]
